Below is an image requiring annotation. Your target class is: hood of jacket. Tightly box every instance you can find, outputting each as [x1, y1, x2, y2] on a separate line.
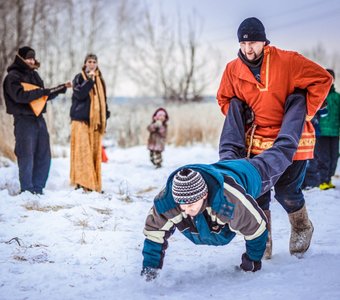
[154, 159, 261, 215]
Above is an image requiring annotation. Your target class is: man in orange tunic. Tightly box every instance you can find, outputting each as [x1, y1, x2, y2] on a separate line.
[217, 17, 332, 259]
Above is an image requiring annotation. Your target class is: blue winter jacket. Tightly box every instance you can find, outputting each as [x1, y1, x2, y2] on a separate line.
[142, 159, 268, 269]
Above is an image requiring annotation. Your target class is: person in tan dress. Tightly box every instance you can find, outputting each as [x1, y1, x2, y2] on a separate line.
[70, 54, 110, 192]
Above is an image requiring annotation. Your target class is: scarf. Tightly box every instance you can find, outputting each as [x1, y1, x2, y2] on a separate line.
[238, 49, 264, 68]
[238, 49, 264, 82]
[81, 69, 107, 134]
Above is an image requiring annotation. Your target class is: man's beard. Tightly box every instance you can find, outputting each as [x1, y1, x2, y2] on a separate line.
[246, 52, 258, 61]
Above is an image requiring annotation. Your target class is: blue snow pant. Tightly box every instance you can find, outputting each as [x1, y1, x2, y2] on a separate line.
[14, 115, 51, 194]
[317, 136, 339, 183]
[219, 92, 307, 214]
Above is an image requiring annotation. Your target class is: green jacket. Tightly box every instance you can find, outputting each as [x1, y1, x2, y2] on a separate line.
[319, 85, 340, 136]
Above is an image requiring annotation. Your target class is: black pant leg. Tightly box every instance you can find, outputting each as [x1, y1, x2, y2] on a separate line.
[14, 116, 37, 192]
[32, 117, 51, 193]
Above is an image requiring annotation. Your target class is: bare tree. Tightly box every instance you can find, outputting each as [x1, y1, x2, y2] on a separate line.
[121, 3, 219, 102]
[101, 0, 139, 98]
[0, 1, 23, 103]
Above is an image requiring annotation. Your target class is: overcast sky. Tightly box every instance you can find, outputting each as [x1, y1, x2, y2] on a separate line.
[158, 0, 340, 57]
[139, 0, 338, 96]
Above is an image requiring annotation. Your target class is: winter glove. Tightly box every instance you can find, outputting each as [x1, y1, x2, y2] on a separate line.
[141, 266, 159, 282]
[240, 253, 262, 272]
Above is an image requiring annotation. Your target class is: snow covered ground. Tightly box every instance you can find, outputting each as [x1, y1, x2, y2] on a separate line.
[0, 145, 339, 300]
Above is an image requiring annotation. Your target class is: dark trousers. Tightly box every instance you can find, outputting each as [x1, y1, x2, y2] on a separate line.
[302, 158, 320, 189]
[150, 150, 162, 167]
[14, 115, 51, 194]
[316, 136, 339, 183]
[219, 92, 306, 214]
[255, 160, 306, 212]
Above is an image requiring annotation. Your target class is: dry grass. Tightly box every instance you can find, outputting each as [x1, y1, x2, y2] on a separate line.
[74, 218, 89, 228]
[22, 201, 74, 212]
[13, 255, 28, 261]
[0, 110, 16, 160]
[107, 101, 225, 148]
[0, 101, 225, 160]
[167, 102, 224, 146]
[90, 207, 112, 216]
[117, 180, 133, 202]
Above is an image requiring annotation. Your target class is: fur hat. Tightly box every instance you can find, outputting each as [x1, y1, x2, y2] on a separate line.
[172, 168, 208, 204]
[237, 17, 270, 44]
[18, 46, 35, 59]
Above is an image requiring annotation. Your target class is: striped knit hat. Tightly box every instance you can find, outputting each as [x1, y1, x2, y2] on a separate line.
[172, 168, 208, 204]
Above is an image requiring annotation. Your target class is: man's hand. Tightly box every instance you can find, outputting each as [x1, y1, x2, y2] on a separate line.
[65, 81, 72, 88]
[141, 267, 159, 281]
[239, 253, 262, 272]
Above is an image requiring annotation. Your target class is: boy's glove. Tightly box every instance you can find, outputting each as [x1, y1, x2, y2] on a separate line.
[141, 266, 159, 281]
[240, 253, 262, 272]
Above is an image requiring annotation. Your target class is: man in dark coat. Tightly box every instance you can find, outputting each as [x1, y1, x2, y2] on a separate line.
[3, 46, 71, 194]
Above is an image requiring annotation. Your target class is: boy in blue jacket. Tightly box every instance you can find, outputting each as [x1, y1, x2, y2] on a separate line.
[141, 91, 309, 281]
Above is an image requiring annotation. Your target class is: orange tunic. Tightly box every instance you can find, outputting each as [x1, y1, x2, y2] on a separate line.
[217, 45, 333, 160]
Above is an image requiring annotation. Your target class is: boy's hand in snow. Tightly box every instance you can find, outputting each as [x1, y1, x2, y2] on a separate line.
[240, 253, 262, 272]
[141, 267, 159, 281]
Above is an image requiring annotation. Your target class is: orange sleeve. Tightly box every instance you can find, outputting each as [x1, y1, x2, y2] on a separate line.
[292, 53, 332, 119]
[216, 65, 236, 115]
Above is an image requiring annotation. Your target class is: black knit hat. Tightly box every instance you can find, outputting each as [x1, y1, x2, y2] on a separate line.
[172, 168, 208, 204]
[18, 46, 35, 59]
[237, 17, 270, 44]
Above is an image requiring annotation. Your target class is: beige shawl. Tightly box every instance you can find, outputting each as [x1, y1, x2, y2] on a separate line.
[82, 69, 107, 134]
[70, 69, 107, 192]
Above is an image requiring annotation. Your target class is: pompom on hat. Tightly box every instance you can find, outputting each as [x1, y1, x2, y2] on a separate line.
[172, 168, 208, 204]
[237, 17, 270, 44]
